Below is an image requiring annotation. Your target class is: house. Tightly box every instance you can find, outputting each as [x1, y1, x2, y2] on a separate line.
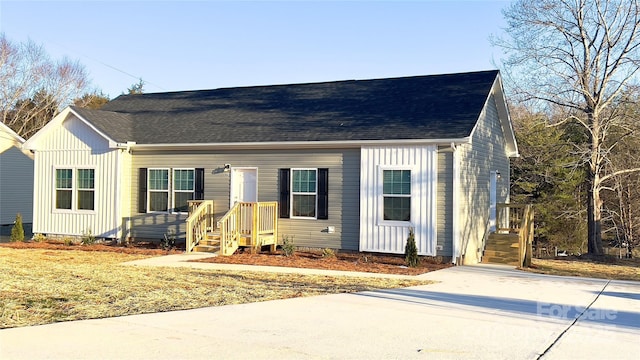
[23, 70, 518, 264]
[0, 121, 34, 227]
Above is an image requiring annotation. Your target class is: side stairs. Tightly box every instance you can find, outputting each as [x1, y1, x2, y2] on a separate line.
[193, 232, 221, 253]
[481, 233, 520, 265]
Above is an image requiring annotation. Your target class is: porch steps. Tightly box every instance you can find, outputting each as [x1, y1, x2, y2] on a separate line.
[193, 232, 221, 253]
[482, 233, 520, 265]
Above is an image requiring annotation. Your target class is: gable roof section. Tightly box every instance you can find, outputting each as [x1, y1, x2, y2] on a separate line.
[91, 70, 501, 145]
[0, 121, 25, 144]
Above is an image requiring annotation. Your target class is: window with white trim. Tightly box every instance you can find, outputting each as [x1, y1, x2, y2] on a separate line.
[55, 168, 95, 211]
[291, 169, 317, 218]
[148, 169, 169, 212]
[77, 169, 95, 210]
[173, 169, 195, 213]
[382, 169, 411, 221]
[55, 169, 73, 210]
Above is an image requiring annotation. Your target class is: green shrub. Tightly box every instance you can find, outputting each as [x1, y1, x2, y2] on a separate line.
[404, 228, 419, 268]
[281, 235, 295, 257]
[10, 213, 24, 242]
[161, 229, 176, 250]
[81, 229, 95, 245]
[63, 237, 74, 246]
[322, 248, 336, 258]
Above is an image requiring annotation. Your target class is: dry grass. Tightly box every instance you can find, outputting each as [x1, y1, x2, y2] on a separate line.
[0, 248, 429, 329]
[525, 258, 640, 281]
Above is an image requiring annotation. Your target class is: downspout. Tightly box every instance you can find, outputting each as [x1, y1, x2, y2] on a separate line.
[452, 143, 460, 265]
[114, 148, 121, 241]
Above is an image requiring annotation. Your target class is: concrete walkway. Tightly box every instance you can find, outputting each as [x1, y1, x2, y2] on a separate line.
[1, 255, 639, 359]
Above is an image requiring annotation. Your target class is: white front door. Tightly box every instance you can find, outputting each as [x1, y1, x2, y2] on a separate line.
[230, 168, 258, 206]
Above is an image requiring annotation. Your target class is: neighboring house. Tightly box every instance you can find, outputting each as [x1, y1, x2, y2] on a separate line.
[23, 70, 518, 264]
[0, 122, 34, 226]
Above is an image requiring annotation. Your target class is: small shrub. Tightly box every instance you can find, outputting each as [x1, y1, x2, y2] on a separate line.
[10, 213, 25, 242]
[281, 235, 295, 257]
[404, 228, 419, 268]
[161, 229, 176, 250]
[32, 233, 47, 242]
[322, 248, 336, 258]
[63, 237, 74, 246]
[81, 228, 96, 245]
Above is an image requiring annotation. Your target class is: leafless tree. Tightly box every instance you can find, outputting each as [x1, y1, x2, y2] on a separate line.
[0, 34, 89, 139]
[493, 0, 640, 255]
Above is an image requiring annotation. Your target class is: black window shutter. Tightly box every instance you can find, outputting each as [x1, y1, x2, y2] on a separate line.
[138, 168, 147, 213]
[279, 168, 290, 218]
[195, 168, 205, 200]
[317, 168, 329, 220]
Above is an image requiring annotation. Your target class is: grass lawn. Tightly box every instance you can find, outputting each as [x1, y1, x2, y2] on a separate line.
[0, 247, 429, 329]
[526, 257, 640, 281]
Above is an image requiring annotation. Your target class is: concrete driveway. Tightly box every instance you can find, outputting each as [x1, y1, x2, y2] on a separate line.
[1, 263, 638, 359]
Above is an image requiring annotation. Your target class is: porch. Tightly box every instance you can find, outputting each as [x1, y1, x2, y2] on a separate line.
[186, 200, 279, 256]
[481, 203, 534, 267]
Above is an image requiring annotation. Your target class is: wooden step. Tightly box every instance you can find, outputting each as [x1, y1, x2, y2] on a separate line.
[193, 245, 219, 253]
[481, 256, 519, 265]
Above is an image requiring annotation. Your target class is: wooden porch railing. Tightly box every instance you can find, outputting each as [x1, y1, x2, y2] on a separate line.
[496, 203, 534, 267]
[217, 201, 279, 256]
[185, 200, 214, 253]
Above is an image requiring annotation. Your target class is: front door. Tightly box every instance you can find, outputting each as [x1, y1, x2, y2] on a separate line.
[230, 168, 258, 206]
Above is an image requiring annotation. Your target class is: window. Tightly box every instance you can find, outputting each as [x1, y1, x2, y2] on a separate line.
[148, 169, 169, 212]
[279, 168, 328, 219]
[382, 169, 411, 222]
[55, 168, 94, 211]
[173, 169, 195, 213]
[138, 168, 204, 214]
[77, 169, 95, 210]
[291, 169, 317, 218]
[55, 169, 73, 210]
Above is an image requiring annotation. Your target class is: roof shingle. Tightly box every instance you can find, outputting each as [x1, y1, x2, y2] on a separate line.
[83, 70, 499, 144]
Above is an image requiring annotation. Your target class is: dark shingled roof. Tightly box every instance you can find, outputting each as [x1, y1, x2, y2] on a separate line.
[81, 70, 500, 144]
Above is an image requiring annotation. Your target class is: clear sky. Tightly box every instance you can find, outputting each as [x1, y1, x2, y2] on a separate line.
[0, 0, 512, 99]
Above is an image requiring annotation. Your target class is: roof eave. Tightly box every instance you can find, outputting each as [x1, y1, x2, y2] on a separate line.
[129, 137, 473, 151]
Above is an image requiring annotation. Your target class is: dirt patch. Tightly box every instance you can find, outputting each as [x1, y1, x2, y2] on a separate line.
[195, 248, 452, 275]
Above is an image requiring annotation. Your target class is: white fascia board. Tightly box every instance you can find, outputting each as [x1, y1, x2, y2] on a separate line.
[23, 107, 120, 150]
[0, 121, 25, 144]
[129, 137, 472, 151]
[467, 74, 519, 158]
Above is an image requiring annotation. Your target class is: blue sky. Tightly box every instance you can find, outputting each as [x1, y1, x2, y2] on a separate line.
[1, 0, 511, 99]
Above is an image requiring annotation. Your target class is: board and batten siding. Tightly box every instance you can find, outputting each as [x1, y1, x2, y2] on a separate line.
[359, 145, 438, 255]
[129, 149, 360, 250]
[457, 93, 511, 264]
[31, 115, 121, 238]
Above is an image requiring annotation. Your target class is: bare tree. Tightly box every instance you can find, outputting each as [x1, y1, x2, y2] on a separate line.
[0, 34, 90, 138]
[493, 0, 640, 255]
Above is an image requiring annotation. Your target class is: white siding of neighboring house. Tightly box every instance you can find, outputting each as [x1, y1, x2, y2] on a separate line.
[31, 115, 121, 238]
[359, 145, 438, 255]
[0, 128, 34, 225]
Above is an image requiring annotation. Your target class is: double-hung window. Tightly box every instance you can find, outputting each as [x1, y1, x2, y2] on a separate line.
[55, 168, 95, 211]
[173, 169, 195, 213]
[140, 168, 203, 214]
[291, 169, 317, 218]
[382, 169, 411, 222]
[148, 169, 169, 212]
[55, 169, 73, 210]
[278, 168, 328, 220]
